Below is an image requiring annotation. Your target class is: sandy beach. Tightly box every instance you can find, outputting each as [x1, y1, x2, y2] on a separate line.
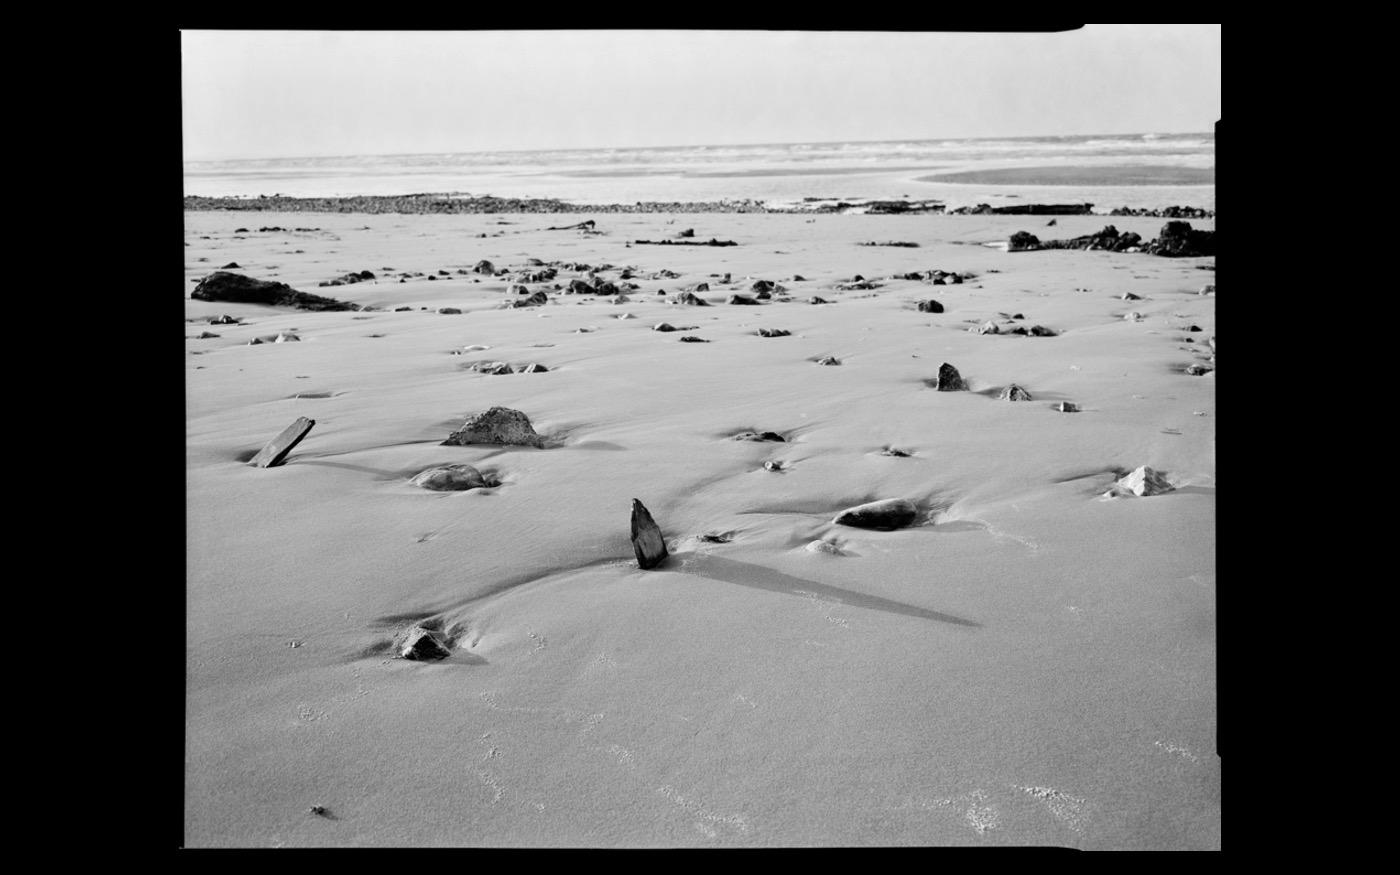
[185, 206, 1216, 848]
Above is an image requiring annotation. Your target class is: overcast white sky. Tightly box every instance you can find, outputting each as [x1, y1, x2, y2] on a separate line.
[181, 27, 1220, 161]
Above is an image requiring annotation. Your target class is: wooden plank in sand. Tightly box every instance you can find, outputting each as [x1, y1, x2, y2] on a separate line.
[249, 417, 315, 468]
[630, 499, 668, 570]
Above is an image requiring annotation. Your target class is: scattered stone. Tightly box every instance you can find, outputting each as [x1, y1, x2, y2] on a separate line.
[630, 499, 668, 570]
[674, 291, 710, 306]
[763, 460, 785, 472]
[443, 407, 543, 447]
[273, 333, 300, 343]
[1187, 324, 1202, 332]
[881, 447, 910, 457]
[1008, 231, 1042, 252]
[815, 355, 841, 366]
[1029, 325, 1057, 337]
[394, 306, 412, 312]
[1115, 466, 1173, 497]
[1125, 312, 1143, 321]
[733, 431, 785, 442]
[917, 299, 944, 313]
[410, 464, 490, 491]
[998, 384, 1033, 401]
[679, 336, 710, 343]
[309, 806, 330, 817]
[1185, 363, 1213, 376]
[975, 320, 1000, 335]
[1143, 221, 1216, 258]
[470, 361, 514, 375]
[512, 290, 549, 308]
[930, 362, 967, 391]
[399, 626, 452, 660]
[757, 328, 790, 337]
[567, 279, 594, 295]
[438, 307, 462, 315]
[1121, 292, 1142, 300]
[196, 331, 220, 339]
[806, 539, 845, 555]
[728, 294, 759, 305]
[833, 498, 919, 530]
[473, 260, 496, 274]
[698, 531, 733, 543]
[809, 296, 830, 305]
[1199, 284, 1216, 295]
[210, 314, 240, 324]
[751, 280, 776, 293]
[1056, 402, 1079, 413]
[221, 261, 240, 269]
[249, 417, 315, 468]
[519, 363, 549, 373]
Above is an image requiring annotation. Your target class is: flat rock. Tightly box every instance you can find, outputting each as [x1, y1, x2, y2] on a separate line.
[410, 464, 490, 491]
[833, 498, 919, 530]
[1028, 325, 1057, 337]
[679, 336, 709, 342]
[443, 406, 543, 447]
[191, 271, 357, 311]
[438, 307, 463, 315]
[757, 328, 790, 337]
[630, 499, 668, 569]
[734, 431, 785, 442]
[728, 294, 759, 305]
[1116, 466, 1173, 496]
[249, 416, 315, 468]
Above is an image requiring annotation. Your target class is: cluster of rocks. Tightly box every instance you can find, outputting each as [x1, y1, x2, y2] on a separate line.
[1108, 205, 1214, 218]
[463, 361, 549, 375]
[1009, 221, 1215, 257]
[191, 271, 358, 311]
[950, 203, 1094, 216]
[319, 270, 375, 287]
[633, 238, 738, 247]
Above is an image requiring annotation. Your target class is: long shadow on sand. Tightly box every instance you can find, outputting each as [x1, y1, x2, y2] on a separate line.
[676, 553, 981, 629]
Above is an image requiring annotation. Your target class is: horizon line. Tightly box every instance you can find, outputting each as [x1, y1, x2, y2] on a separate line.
[184, 128, 1217, 165]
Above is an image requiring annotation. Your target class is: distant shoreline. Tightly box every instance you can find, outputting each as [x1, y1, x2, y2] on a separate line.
[184, 194, 1213, 218]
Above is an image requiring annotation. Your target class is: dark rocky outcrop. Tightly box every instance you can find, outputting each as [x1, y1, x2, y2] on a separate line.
[1007, 231, 1042, 252]
[511, 290, 548, 308]
[833, 498, 919, 530]
[443, 407, 543, 447]
[1142, 221, 1216, 257]
[733, 431, 785, 442]
[929, 363, 966, 391]
[191, 271, 358, 311]
[728, 294, 759, 305]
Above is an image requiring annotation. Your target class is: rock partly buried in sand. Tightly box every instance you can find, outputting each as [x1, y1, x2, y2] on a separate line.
[473, 260, 496, 274]
[1121, 292, 1142, 301]
[653, 322, 678, 332]
[881, 447, 911, 457]
[806, 539, 845, 555]
[410, 464, 490, 491]
[917, 299, 944, 313]
[815, 355, 841, 365]
[1143, 221, 1216, 258]
[998, 384, 1033, 401]
[679, 336, 710, 343]
[1184, 363, 1213, 376]
[734, 431, 785, 442]
[975, 320, 1000, 335]
[399, 626, 452, 660]
[1056, 402, 1080, 413]
[833, 498, 919, 530]
[1029, 325, 1057, 337]
[930, 362, 967, 391]
[191, 271, 358, 311]
[630, 499, 668, 570]
[438, 307, 463, 315]
[757, 328, 791, 337]
[519, 363, 549, 373]
[511, 290, 548, 308]
[443, 407, 544, 447]
[1115, 466, 1173, 496]
[1008, 231, 1042, 252]
[809, 296, 829, 305]
[674, 291, 710, 306]
[470, 361, 514, 375]
[196, 331, 220, 339]
[728, 294, 759, 305]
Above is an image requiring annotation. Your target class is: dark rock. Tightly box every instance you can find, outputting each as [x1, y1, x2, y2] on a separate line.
[221, 262, 240, 269]
[692, 282, 710, 293]
[410, 464, 490, 491]
[809, 296, 829, 305]
[1187, 324, 1202, 332]
[196, 331, 220, 339]
[917, 299, 944, 313]
[998, 384, 1032, 401]
[567, 279, 594, 295]
[991, 203, 1093, 215]
[1056, 402, 1079, 413]
[679, 336, 710, 342]
[210, 314, 239, 324]
[473, 260, 496, 274]
[677, 228, 695, 238]
[757, 328, 790, 337]
[1028, 325, 1057, 337]
[733, 431, 785, 442]
[191, 271, 358, 311]
[833, 498, 919, 530]
[930, 362, 966, 391]
[399, 626, 451, 660]
[1184, 364, 1213, 376]
[630, 499, 668, 569]
[519, 363, 549, 373]
[438, 307, 462, 315]
[443, 407, 543, 447]
[751, 280, 776, 293]
[881, 447, 911, 457]
[1008, 231, 1042, 252]
[470, 361, 514, 375]
[395, 306, 412, 312]
[728, 294, 759, 305]
[653, 322, 679, 332]
[512, 290, 549, 308]
[815, 355, 841, 366]
[249, 416, 315, 468]
[1143, 221, 1216, 257]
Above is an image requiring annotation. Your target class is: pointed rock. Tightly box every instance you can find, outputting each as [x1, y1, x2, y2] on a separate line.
[399, 626, 451, 660]
[1116, 466, 1173, 496]
[833, 498, 919, 530]
[630, 499, 668, 569]
[998, 384, 1032, 401]
[674, 291, 709, 306]
[443, 407, 543, 447]
[930, 362, 967, 391]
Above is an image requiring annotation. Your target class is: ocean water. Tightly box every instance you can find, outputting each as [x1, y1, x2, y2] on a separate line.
[183, 132, 1214, 211]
